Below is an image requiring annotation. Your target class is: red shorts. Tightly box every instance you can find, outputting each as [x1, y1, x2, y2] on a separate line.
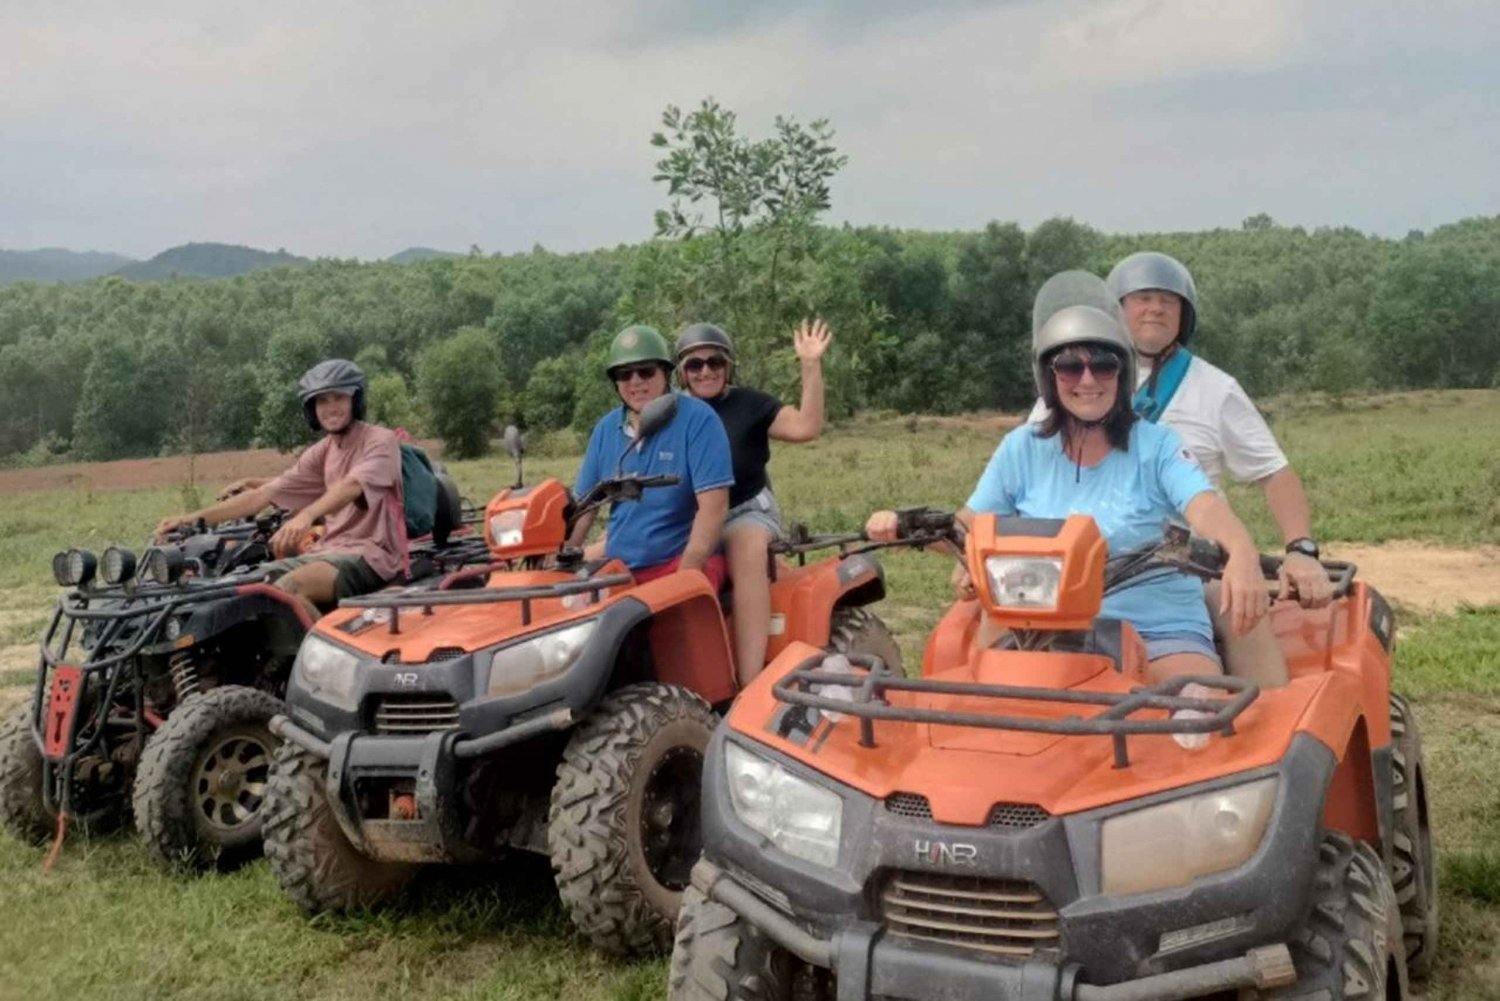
[633, 554, 727, 591]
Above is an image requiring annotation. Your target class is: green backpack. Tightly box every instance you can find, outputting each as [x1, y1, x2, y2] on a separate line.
[399, 443, 439, 538]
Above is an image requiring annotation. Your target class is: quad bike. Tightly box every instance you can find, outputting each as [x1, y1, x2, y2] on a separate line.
[670, 510, 1438, 1000]
[261, 397, 920, 956]
[0, 473, 479, 870]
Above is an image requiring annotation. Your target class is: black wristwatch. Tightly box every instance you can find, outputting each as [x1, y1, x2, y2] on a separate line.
[1285, 538, 1320, 560]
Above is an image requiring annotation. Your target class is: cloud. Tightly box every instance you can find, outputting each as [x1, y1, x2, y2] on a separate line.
[0, 1, 1495, 257]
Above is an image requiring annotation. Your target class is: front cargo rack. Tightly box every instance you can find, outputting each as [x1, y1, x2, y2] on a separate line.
[341, 572, 633, 633]
[771, 652, 1258, 768]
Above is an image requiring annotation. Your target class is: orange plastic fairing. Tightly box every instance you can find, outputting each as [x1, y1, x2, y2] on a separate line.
[484, 478, 570, 559]
[966, 514, 1107, 630]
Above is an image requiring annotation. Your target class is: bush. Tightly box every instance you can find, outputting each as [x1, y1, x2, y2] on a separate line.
[417, 327, 502, 458]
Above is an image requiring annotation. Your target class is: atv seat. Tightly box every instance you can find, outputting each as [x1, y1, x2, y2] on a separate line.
[431, 473, 463, 547]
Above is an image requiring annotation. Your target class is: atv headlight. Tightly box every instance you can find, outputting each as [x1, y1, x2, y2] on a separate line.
[1100, 776, 1279, 896]
[144, 546, 186, 585]
[486, 619, 597, 697]
[487, 509, 527, 550]
[53, 549, 97, 588]
[724, 741, 843, 867]
[984, 556, 1062, 610]
[101, 546, 137, 585]
[294, 634, 362, 710]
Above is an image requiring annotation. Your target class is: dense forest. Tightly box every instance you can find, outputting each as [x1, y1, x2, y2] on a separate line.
[2, 102, 1497, 464]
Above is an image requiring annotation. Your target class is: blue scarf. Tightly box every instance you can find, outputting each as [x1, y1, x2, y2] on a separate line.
[1133, 348, 1193, 423]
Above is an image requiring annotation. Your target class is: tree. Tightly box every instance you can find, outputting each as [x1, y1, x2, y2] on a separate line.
[519, 353, 579, 432]
[367, 372, 420, 433]
[256, 321, 330, 451]
[417, 326, 502, 458]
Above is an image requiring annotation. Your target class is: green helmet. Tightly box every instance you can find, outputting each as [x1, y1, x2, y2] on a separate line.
[604, 325, 672, 377]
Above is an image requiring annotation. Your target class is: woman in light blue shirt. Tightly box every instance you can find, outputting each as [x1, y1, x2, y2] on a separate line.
[869, 272, 1267, 683]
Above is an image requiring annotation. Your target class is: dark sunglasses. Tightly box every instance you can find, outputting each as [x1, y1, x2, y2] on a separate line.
[682, 355, 728, 375]
[611, 363, 662, 383]
[1050, 350, 1122, 381]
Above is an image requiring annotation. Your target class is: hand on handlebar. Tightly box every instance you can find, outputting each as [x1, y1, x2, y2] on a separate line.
[864, 510, 899, 543]
[154, 515, 193, 543]
[1278, 552, 1333, 609]
[269, 511, 315, 558]
[1218, 548, 1271, 636]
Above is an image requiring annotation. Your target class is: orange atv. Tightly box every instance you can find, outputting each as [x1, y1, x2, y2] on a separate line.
[671, 510, 1437, 1000]
[261, 398, 912, 956]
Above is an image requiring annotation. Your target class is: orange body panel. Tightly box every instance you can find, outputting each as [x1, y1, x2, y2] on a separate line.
[731, 569, 1394, 826]
[966, 514, 1108, 631]
[764, 554, 884, 660]
[483, 479, 570, 559]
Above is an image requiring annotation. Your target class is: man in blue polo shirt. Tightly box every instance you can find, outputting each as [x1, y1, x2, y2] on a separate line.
[568, 325, 734, 588]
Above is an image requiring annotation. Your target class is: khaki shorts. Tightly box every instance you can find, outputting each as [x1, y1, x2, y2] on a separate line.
[260, 553, 388, 600]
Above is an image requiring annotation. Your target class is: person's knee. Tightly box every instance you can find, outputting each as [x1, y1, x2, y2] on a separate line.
[724, 525, 772, 575]
[275, 562, 338, 603]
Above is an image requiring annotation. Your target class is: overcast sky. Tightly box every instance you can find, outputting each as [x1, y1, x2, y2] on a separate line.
[3, 0, 1496, 260]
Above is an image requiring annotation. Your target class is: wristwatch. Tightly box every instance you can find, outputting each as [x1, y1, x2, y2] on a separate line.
[1285, 538, 1320, 560]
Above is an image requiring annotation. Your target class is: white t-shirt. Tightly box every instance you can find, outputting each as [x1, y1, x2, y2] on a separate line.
[1025, 355, 1287, 489]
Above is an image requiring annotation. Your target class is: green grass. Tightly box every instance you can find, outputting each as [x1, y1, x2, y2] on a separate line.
[0, 390, 1498, 998]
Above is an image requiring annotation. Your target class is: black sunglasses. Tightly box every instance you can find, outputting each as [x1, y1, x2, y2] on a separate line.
[682, 355, 728, 375]
[1050, 350, 1123, 381]
[611, 363, 663, 383]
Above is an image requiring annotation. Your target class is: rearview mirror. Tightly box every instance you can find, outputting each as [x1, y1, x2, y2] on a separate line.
[635, 394, 678, 443]
[503, 425, 524, 460]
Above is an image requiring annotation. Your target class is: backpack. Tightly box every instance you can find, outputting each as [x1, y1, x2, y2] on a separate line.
[399, 443, 439, 538]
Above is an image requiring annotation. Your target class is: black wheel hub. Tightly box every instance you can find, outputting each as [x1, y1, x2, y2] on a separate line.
[639, 746, 704, 891]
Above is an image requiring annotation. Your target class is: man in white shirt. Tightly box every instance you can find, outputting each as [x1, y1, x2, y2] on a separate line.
[1031, 252, 1331, 684]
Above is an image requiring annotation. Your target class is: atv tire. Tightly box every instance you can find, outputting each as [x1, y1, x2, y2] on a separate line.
[828, 607, 902, 675]
[1388, 693, 1439, 979]
[1267, 832, 1408, 1000]
[0, 701, 53, 844]
[549, 683, 718, 956]
[262, 741, 415, 912]
[132, 685, 282, 870]
[668, 885, 795, 1001]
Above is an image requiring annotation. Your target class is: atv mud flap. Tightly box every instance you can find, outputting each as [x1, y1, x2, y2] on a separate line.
[272, 710, 573, 864]
[692, 860, 1295, 1001]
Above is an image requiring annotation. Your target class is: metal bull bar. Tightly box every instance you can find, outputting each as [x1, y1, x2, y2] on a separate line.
[772, 653, 1258, 768]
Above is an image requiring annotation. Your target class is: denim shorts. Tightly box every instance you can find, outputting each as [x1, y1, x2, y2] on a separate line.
[1142, 630, 1222, 667]
[723, 486, 783, 539]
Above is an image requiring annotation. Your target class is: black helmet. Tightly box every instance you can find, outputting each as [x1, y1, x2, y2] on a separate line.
[298, 359, 367, 431]
[1105, 252, 1199, 347]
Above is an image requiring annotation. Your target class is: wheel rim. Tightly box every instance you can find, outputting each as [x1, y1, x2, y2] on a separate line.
[193, 730, 272, 832]
[638, 745, 704, 891]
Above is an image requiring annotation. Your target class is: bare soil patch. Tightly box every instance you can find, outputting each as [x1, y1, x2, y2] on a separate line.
[1333, 542, 1500, 614]
[0, 439, 445, 495]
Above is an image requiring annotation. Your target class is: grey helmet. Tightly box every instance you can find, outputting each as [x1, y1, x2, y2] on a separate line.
[297, 358, 367, 431]
[673, 322, 735, 362]
[1105, 251, 1199, 347]
[1031, 271, 1136, 396]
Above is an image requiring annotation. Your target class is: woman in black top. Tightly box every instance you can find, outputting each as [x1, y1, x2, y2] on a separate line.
[674, 320, 830, 686]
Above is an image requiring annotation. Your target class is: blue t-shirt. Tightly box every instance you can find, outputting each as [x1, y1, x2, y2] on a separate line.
[575, 394, 735, 571]
[965, 422, 1216, 640]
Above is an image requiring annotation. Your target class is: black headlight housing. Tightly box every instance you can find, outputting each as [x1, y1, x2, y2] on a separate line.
[101, 547, 138, 585]
[144, 546, 186, 585]
[52, 549, 97, 588]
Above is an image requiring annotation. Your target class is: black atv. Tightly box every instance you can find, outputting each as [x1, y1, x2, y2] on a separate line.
[0, 478, 483, 870]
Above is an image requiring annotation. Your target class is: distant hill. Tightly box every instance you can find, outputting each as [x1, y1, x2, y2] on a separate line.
[0, 248, 136, 284]
[111, 242, 309, 281]
[387, 246, 464, 264]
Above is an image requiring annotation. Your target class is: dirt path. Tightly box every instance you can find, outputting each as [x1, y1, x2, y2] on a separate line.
[1332, 542, 1500, 614]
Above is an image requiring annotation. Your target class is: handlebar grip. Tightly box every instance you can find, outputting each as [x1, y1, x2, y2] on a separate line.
[1188, 536, 1227, 570]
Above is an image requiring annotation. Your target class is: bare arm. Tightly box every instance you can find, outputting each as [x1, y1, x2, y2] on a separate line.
[1258, 466, 1332, 607]
[1259, 466, 1312, 544]
[1184, 491, 1268, 637]
[768, 319, 829, 444]
[156, 486, 275, 541]
[679, 488, 729, 571]
[269, 476, 366, 557]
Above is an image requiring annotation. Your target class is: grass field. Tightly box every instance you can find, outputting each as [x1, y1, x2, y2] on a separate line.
[0, 390, 1498, 999]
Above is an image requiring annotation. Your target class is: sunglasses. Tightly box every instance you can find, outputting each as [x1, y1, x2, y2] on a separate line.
[611, 363, 663, 384]
[682, 355, 728, 375]
[1050, 350, 1123, 382]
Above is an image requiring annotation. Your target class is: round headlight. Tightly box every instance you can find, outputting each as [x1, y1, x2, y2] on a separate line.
[101, 547, 137, 585]
[144, 547, 186, 585]
[53, 549, 97, 588]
